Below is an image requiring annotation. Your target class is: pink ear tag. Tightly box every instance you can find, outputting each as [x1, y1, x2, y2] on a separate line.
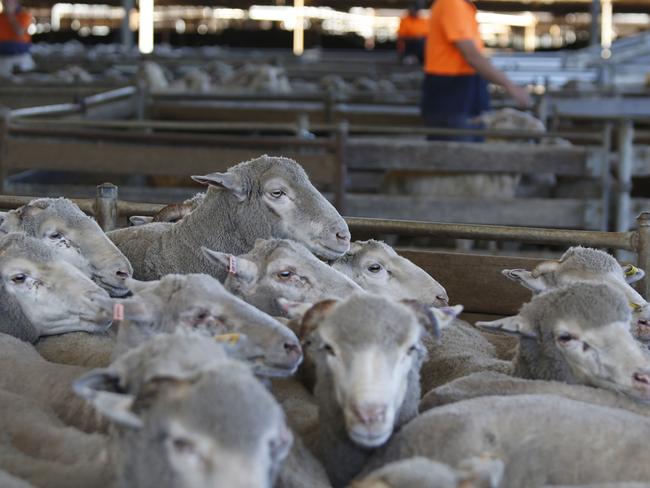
[228, 255, 237, 275]
[113, 303, 125, 321]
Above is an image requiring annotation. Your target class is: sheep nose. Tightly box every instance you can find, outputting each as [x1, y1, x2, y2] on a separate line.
[633, 372, 650, 388]
[283, 341, 302, 361]
[115, 269, 131, 281]
[435, 294, 449, 306]
[352, 403, 387, 426]
[335, 229, 351, 243]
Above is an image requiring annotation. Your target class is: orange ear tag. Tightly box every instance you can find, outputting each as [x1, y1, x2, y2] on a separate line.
[228, 255, 237, 275]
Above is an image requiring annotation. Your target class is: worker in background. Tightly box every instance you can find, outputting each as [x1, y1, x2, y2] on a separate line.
[397, 2, 428, 64]
[0, 0, 34, 78]
[421, 0, 531, 141]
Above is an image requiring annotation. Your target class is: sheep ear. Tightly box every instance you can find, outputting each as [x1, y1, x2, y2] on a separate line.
[431, 304, 463, 330]
[401, 299, 450, 339]
[277, 298, 314, 320]
[191, 172, 247, 202]
[297, 299, 338, 341]
[623, 265, 645, 284]
[476, 316, 538, 339]
[501, 269, 547, 293]
[202, 247, 258, 283]
[129, 215, 153, 226]
[73, 369, 142, 429]
[125, 278, 160, 295]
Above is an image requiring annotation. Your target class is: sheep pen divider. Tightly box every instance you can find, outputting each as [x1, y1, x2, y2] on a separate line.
[0, 187, 647, 324]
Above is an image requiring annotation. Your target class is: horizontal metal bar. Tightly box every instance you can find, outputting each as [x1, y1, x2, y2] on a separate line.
[10, 103, 81, 119]
[83, 86, 137, 107]
[346, 217, 637, 251]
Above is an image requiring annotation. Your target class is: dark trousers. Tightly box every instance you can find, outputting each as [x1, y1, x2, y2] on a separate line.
[420, 73, 490, 142]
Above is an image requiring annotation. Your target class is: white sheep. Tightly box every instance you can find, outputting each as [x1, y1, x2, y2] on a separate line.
[108, 156, 351, 281]
[203, 238, 362, 317]
[363, 394, 650, 486]
[291, 293, 456, 487]
[74, 332, 294, 488]
[477, 283, 650, 402]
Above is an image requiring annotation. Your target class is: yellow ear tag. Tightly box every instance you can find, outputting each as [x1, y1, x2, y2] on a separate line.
[214, 333, 241, 345]
[625, 265, 639, 277]
[630, 302, 643, 312]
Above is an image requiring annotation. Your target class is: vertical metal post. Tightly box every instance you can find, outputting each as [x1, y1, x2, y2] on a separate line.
[334, 122, 348, 214]
[635, 212, 650, 299]
[120, 0, 134, 51]
[616, 120, 634, 233]
[590, 0, 601, 47]
[600, 123, 612, 232]
[0, 108, 10, 193]
[95, 183, 118, 232]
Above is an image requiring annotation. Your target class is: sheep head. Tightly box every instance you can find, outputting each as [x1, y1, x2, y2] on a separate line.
[477, 283, 650, 402]
[297, 293, 459, 448]
[203, 238, 361, 317]
[74, 333, 292, 488]
[332, 239, 448, 306]
[192, 155, 351, 260]
[116, 273, 302, 377]
[0, 233, 113, 338]
[501, 246, 646, 309]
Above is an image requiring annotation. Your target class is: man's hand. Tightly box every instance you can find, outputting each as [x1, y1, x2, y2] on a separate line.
[506, 83, 532, 109]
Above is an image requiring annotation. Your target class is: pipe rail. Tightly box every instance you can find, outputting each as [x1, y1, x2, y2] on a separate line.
[0, 185, 649, 295]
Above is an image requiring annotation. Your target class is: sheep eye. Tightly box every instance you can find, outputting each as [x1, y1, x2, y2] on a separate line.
[11, 274, 26, 284]
[195, 311, 208, 322]
[557, 333, 576, 344]
[407, 344, 419, 355]
[277, 270, 293, 280]
[270, 190, 286, 199]
[172, 438, 195, 454]
[322, 343, 336, 356]
[639, 319, 650, 327]
[367, 263, 382, 273]
[48, 232, 63, 240]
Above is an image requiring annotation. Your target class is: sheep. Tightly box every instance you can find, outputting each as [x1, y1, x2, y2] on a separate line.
[351, 455, 504, 488]
[420, 371, 650, 417]
[110, 273, 303, 377]
[363, 394, 650, 487]
[108, 156, 351, 281]
[0, 197, 133, 297]
[0, 233, 113, 343]
[292, 293, 455, 487]
[331, 239, 448, 307]
[0, 470, 34, 488]
[326, 238, 511, 393]
[74, 332, 293, 488]
[136, 61, 170, 91]
[0, 388, 106, 465]
[476, 283, 650, 402]
[202, 238, 362, 317]
[501, 246, 646, 308]
[0, 333, 107, 433]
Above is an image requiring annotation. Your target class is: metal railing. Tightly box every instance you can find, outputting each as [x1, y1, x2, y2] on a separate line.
[1, 184, 649, 297]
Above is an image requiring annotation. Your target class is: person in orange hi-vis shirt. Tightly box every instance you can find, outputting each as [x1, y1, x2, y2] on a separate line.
[397, 2, 428, 64]
[0, 0, 34, 77]
[421, 0, 530, 141]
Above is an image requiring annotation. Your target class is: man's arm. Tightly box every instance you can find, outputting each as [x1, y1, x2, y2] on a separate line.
[455, 39, 531, 108]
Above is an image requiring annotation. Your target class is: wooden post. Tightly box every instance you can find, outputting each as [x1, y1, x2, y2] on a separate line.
[616, 120, 634, 233]
[635, 212, 650, 299]
[334, 122, 348, 214]
[94, 183, 118, 231]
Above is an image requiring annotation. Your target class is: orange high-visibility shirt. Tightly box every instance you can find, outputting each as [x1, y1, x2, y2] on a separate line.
[0, 10, 32, 43]
[424, 0, 483, 76]
[397, 15, 429, 40]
